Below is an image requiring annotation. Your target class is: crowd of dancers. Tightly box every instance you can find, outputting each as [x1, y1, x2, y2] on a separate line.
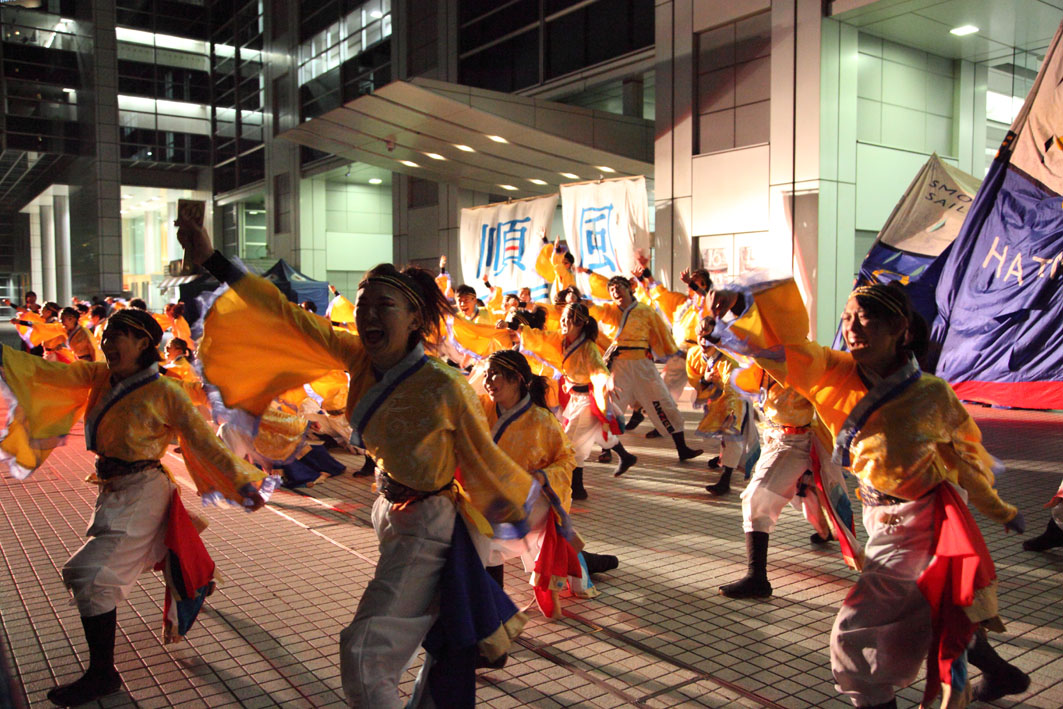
[1, 220, 1059, 709]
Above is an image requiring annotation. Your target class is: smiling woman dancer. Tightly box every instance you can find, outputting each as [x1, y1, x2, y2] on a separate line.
[477, 349, 617, 616]
[178, 221, 537, 708]
[516, 302, 637, 494]
[0, 308, 272, 708]
[708, 279, 1028, 708]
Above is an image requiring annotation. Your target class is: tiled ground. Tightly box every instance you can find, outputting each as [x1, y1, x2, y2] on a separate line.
[1, 397, 1062, 708]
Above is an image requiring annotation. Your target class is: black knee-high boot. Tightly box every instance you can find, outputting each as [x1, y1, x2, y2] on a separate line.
[571, 467, 587, 500]
[968, 629, 1030, 702]
[354, 454, 376, 477]
[625, 408, 645, 431]
[47, 609, 122, 707]
[610, 441, 638, 477]
[705, 466, 733, 496]
[672, 432, 702, 461]
[719, 532, 772, 599]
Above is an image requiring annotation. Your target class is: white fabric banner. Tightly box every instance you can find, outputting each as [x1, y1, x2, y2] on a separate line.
[876, 154, 981, 257]
[459, 194, 559, 299]
[560, 176, 649, 288]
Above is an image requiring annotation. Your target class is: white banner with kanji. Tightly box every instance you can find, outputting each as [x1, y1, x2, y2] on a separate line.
[459, 194, 559, 299]
[560, 176, 649, 285]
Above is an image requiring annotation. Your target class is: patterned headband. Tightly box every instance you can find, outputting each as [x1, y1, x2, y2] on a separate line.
[563, 303, 589, 324]
[488, 352, 530, 383]
[360, 273, 424, 308]
[108, 310, 161, 344]
[851, 285, 907, 319]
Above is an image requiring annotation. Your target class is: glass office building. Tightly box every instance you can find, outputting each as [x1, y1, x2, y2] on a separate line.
[0, 0, 1056, 329]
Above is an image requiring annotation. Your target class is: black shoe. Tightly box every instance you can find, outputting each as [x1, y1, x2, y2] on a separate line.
[582, 551, 619, 574]
[706, 455, 721, 470]
[972, 665, 1031, 702]
[672, 432, 703, 462]
[810, 532, 834, 545]
[968, 631, 1031, 702]
[719, 575, 772, 599]
[704, 480, 730, 496]
[645, 429, 662, 439]
[47, 668, 122, 707]
[625, 409, 644, 431]
[596, 450, 613, 464]
[571, 467, 588, 501]
[1023, 518, 1063, 552]
[612, 449, 638, 477]
[353, 456, 376, 477]
[476, 652, 509, 670]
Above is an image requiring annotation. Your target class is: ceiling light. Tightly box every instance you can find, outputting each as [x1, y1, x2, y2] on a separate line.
[424, 152, 446, 160]
[487, 135, 508, 143]
[528, 178, 547, 185]
[596, 165, 616, 173]
[399, 160, 419, 168]
[560, 172, 579, 179]
[62, 88, 75, 93]
[370, 10, 382, 18]
[454, 144, 475, 152]
[368, 177, 382, 185]
[499, 184, 518, 191]
[950, 25, 979, 36]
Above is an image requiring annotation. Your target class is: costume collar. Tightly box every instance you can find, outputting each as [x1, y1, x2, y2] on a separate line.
[832, 355, 922, 468]
[492, 394, 532, 443]
[562, 333, 588, 363]
[85, 363, 160, 452]
[348, 343, 428, 450]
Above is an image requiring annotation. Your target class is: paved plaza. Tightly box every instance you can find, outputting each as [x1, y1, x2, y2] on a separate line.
[1, 399, 1061, 708]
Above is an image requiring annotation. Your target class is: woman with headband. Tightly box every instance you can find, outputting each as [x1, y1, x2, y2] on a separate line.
[178, 221, 537, 708]
[708, 279, 1028, 708]
[0, 307, 273, 707]
[477, 349, 617, 617]
[515, 302, 637, 496]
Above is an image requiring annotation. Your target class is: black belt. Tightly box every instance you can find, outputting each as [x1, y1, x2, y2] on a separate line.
[603, 344, 648, 368]
[376, 472, 454, 505]
[95, 457, 164, 480]
[569, 384, 590, 393]
[858, 483, 909, 507]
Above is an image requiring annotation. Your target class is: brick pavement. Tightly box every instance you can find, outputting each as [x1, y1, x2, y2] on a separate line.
[1, 401, 1062, 708]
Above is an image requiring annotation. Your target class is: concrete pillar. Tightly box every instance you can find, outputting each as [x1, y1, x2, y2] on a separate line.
[29, 208, 44, 296]
[40, 205, 56, 302]
[54, 195, 72, 304]
[622, 76, 644, 119]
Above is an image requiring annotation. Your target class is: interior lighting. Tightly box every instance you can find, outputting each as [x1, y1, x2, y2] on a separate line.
[399, 160, 419, 168]
[500, 184, 518, 191]
[528, 178, 547, 185]
[950, 25, 979, 36]
[487, 135, 508, 143]
[560, 172, 579, 180]
[368, 178, 383, 185]
[596, 165, 616, 173]
[454, 144, 475, 152]
[62, 88, 75, 93]
[370, 10, 383, 18]
[424, 152, 446, 160]
[122, 193, 132, 199]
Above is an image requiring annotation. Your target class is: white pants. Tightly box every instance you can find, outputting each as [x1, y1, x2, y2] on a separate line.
[741, 429, 817, 534]
[470, 494, 550, 570]
[719, 403, 758, 469]
[63, 469, 174, 617]
[339, 494, 456, 709]
[562, 391, 620, 463]
[611, 358, 683, 437]
[831, 489, 944, 707]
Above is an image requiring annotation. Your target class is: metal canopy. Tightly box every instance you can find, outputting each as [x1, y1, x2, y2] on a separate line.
[279, 78, 654, 196]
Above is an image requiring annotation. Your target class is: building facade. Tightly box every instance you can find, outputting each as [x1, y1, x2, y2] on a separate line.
[0, 0, 1056, 336]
